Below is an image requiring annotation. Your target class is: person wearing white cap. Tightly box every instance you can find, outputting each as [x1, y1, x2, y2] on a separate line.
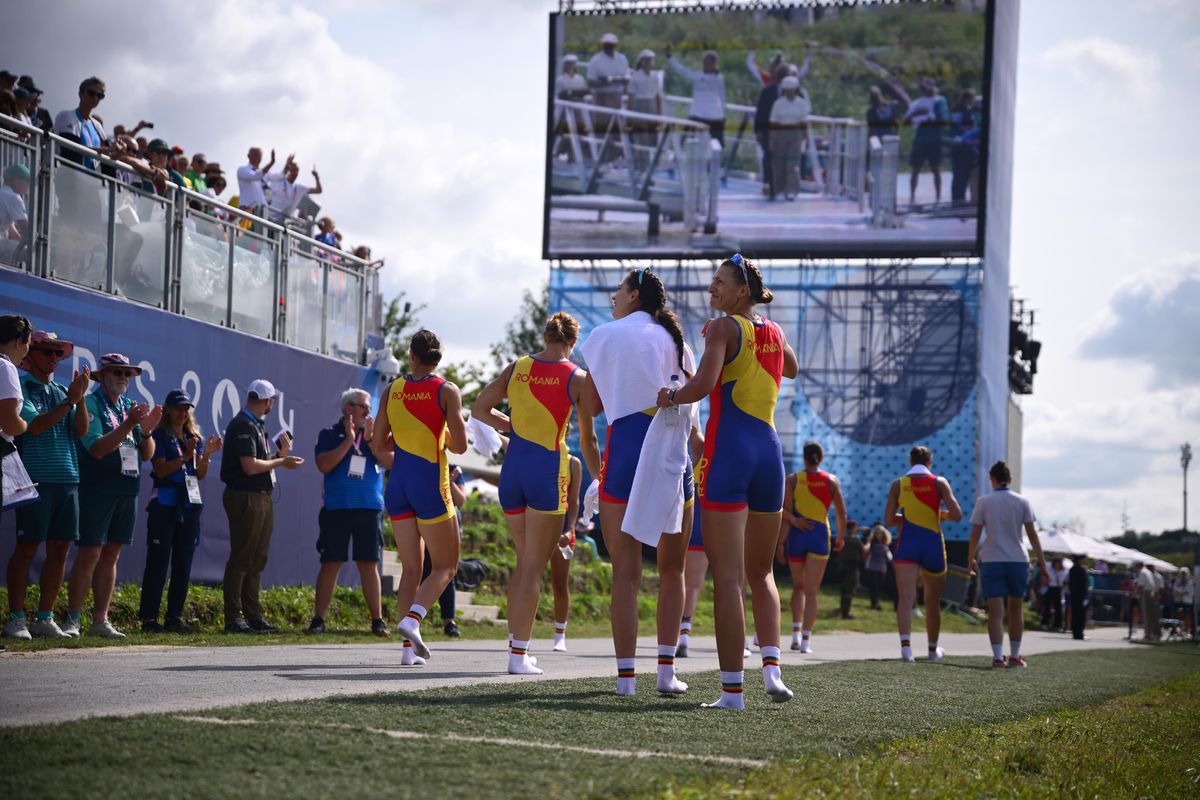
[554, 54, 591, 163]
[587, 32, 629, 162]
[627, 49, 662, 173]
[664, 43, 727, 146]
[768, 75, 811, 201]
[218, 378, 304, 633]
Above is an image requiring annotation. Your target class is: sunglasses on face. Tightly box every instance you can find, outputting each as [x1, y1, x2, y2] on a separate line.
[86, 89, 105, 100]
[107, 369, 136, 378]
[34, 347, 67, 358]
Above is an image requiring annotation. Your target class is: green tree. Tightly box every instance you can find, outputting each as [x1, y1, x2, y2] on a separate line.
[441, 360, 490, 409]
[380, 291, 427, 357]
[489, 284, 548, 370]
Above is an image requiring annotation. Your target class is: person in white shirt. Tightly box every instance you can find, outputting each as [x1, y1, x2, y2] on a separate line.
[555, 54, 589, 101]
[0, 163, 30, 264]
[626, 50, 663, 173]
[265, 155, 322, 225]
[0, 315, 30, 443]
[587, 33, 629, 163]
[1134, 563, 1161, 640]
[768, 76, 811, 201]
[1041, 556, 1069, 631]
[967, 461, 1046, 668]
[664, 42, 727, 145]
[236, 147, 276, 217]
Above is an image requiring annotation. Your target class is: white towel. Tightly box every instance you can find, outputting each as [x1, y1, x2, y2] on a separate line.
[468, 417, 503, 458]
[622, 346, 697, 545]
[578, 311, 680, 422]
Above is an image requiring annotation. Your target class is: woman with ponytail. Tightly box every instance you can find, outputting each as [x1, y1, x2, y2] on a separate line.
[471, 312, 586, 675]
[577, 268, 695, 697]
[657, 253, 798, 709]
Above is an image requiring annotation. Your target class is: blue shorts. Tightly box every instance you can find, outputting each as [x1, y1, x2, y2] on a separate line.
[599, 412, 693, 506]
[786, 521, 830, 562]
[14, 483, 80, 543]
[386, 449, 453, 525]
[698, 417, 783, 515]
[78, 492, 137, 547]
[688, 505, 703, 551]
[317, 508, 384, 563]
[894, 523, 946, 575]
[980, 561, 1030, 599]
[499, 433, 569, 516]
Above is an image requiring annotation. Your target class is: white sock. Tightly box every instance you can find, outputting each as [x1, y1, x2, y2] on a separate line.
[679, 619, 692, 644]
[761, 646, 791, 701]
[702, 670, 745, 710]
[553, 621, 568, 652]
[508, 638, 542, 675]
[928, 640, 938, 652]
[656, 644, 688, 694]
[900, 637, 913, 661]
[799, 629, 813, 653]
[616, 657, 637, 696]
[992, 642, 1003, 660]
[1010, 640, 1021, 658]
[398, 605, 429, 658]
[791, 623, 802, 642]
[400, 639, 426, 666]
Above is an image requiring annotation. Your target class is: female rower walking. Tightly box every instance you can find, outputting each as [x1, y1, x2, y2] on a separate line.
[472, 312, 585, 674]
[657, 254, 797, 709]
[372, 330, 468, 664]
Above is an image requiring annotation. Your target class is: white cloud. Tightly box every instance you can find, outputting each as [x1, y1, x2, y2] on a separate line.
[1183, 37, 1200, 73]
[1037, 36, 1163, 104]
[1079, 255, 1200, 388]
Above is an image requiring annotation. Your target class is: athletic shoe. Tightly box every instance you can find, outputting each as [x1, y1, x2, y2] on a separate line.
[89, 621, 127, 639]
[443, 620, 461, 638]
[799, 641, 814, 654]
[2, 617, 32, 640]
[1007, 655, 1028, 668]
[141, 620, 166, 634]
[992, 657, 1008, 668]
[164, 618, 194, 634]
[61, 618, 81, 637]
[372, 618, 390, 638]
[676, 641, 689, 658]
[307, 617, 326, 634]
[29, 617, 71, 639]
[248, 619, 281, 634]
[790, 641, 802, 651]
[225, 618, 255, 634]
[928, 646, 945, 662]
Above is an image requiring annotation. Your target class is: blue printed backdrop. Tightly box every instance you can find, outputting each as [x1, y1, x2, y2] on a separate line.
[1, 269, 379, 588]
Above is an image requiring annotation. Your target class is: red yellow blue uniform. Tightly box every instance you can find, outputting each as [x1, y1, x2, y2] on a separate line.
[385, 375, 454, 524]
[698, 314, 785, 513]
[786, 469, 834, 562]
[687, 460, 704, 550]
[499, 356, 579, 515]
[894, 469, 947, 575]
[599, 411, 695, 507]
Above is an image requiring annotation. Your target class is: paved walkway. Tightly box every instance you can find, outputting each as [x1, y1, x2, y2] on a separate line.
[0, 628, 1133, 727]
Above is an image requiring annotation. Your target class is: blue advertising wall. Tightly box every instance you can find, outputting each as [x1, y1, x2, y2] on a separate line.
[1, 269, 377, 588]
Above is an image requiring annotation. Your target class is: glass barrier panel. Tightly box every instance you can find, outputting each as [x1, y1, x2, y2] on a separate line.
[284, 251, 324, 352]
[112, 182, 169, 307]
[324, 266, 362, 362]
[179, 211, 232, 327]
[48, 161, 111, 290]
[0, 135, 34, 268]
[232, 230, 276, 338]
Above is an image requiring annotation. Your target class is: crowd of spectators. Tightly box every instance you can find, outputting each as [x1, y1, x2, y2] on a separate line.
[0, 70, 384, 268]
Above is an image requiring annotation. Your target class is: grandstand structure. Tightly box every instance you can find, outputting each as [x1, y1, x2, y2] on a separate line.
[547, 0, 1022, 541]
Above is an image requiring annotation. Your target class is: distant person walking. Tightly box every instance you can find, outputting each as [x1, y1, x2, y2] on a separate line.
[863, 524, 891, 610]
[1041, 557, 1068, 631]
[966, 461, 1046, 667]
[1067, 556, 1091, 640]
[884, 445, 963, 662]
[838, 520, 864, 620]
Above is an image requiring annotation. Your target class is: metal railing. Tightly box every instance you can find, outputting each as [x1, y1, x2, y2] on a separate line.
[0, 113, 381, 364]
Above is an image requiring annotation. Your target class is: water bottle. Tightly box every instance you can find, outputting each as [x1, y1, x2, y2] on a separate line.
[666, 374, 684, 422]
[559, 543, 575, 560]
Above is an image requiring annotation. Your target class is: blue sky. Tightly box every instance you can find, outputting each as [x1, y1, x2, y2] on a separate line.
[2, 0, 1197, 537]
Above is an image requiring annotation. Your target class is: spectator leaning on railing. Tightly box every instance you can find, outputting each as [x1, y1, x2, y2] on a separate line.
[266, 154, 322, 225]
[53, 76, 111, 171]
[5, 332, 90, 641]
[236, 147, 275, 218]
[16, 77, 52, 132]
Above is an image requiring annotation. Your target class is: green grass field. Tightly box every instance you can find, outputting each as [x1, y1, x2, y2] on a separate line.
[3, 647, 1197, 799]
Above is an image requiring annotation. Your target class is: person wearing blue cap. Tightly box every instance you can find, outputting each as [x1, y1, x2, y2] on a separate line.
[138, 390, 223, 633]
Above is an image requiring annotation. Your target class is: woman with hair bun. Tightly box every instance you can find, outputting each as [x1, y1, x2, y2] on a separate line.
[578, 268, 695, 697]
[372, 329, 468, 665]
[472, 312, 587, 675]
[657, 253, 798, 709]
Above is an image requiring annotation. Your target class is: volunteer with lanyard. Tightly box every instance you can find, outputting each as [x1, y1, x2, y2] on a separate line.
[139, 390, 222, 633]
[67, 353, 160, 639]
[308, 387, 389, 639]
[657, 253, 799, 709]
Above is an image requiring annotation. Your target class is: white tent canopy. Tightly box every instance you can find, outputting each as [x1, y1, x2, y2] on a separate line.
[1032, 527, 1178, 573]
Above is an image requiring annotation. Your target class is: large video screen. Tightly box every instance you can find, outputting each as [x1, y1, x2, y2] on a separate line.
[543, 0, 992, 260]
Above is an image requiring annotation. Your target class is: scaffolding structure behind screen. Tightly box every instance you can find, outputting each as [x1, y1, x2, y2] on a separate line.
[550, 260, 983, 540]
